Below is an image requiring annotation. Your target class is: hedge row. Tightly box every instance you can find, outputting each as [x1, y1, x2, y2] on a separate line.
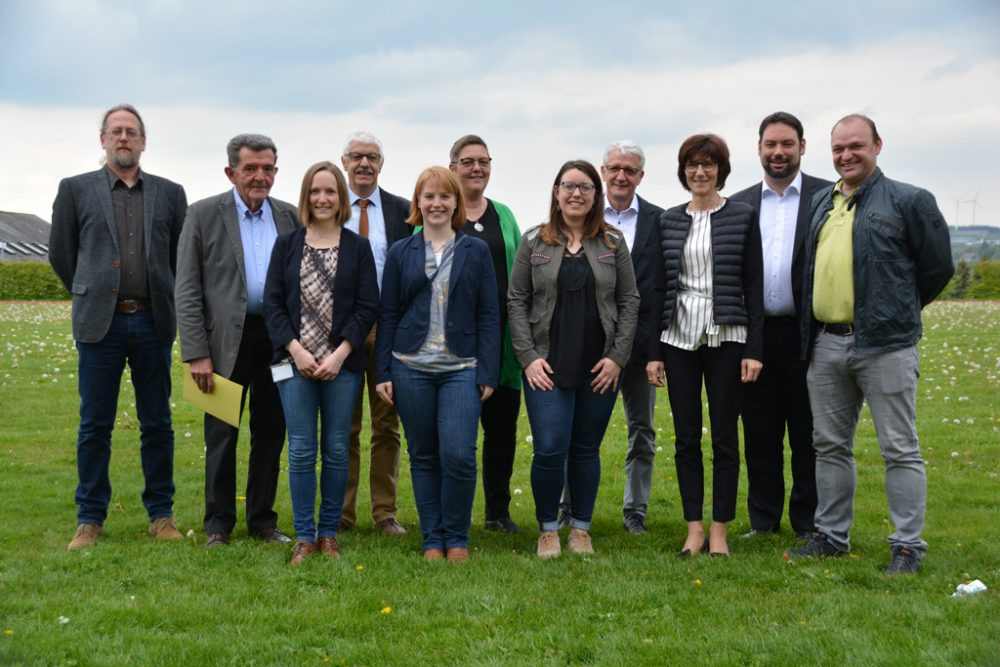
[0, 261, 70, 300]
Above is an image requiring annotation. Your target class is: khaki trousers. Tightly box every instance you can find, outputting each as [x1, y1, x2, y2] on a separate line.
[341, 325, 401, 526]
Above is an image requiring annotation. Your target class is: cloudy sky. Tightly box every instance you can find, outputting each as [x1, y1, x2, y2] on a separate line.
[1, 0, 998, 229]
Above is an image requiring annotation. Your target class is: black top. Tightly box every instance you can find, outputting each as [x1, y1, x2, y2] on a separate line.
[462, 199, 508, 332]
[547, 248, 605, 388]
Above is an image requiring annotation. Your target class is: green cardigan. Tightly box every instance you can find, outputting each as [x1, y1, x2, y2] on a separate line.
[414, 199, 522, 390]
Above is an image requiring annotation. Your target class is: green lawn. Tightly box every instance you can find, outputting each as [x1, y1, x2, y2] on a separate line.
[0, 301, 997, 666]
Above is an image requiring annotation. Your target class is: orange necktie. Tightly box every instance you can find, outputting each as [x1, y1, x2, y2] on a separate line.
[358, 198, 369, 238]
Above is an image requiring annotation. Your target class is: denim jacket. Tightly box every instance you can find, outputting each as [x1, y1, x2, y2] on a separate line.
[801, 168, 954, 357]
[508, 225, 639, 370]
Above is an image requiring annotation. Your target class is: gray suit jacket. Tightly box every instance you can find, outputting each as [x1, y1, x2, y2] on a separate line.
[729, 172, 832, 317]
[175, 191, 300, 378]
[49, 167, 187, 344]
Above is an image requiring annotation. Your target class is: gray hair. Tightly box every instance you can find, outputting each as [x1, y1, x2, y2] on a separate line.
[603, 140, 645, 170]
[342, 131, 384, 157]
[226, 133, 278, 169]
[101, 103, 146, 137]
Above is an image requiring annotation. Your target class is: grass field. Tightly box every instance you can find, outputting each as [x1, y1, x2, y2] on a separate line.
[0, 301, 997, 666]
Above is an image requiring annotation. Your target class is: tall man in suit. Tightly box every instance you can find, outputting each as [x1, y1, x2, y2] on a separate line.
[339, 131, 412, 535]
[50, 103, 188, 550]
[601, 141, 666, 534]
[731, 112, 832, 538]
[176, 134, 299, 547]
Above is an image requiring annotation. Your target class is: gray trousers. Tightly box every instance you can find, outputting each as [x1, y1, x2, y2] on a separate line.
[621, 362, 657, 518]
[808, 332, 927, 555]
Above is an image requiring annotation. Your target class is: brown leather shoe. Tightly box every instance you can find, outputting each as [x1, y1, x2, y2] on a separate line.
[205, 532, 230, 548]
[318, 536, 340, 559]
[68, 523, 102, 551]
[376, 518, 406, 536]
[289, 541, 317, 566]
[446, 547, 469, 563]
[149, 517, 184, 540]
[423, 548, 446, 561]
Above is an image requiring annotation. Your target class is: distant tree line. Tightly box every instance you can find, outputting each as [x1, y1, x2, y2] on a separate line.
[945, 259, 1000, 300]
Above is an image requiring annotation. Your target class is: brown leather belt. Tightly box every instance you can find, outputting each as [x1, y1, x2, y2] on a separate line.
[115, 299, 150, 314]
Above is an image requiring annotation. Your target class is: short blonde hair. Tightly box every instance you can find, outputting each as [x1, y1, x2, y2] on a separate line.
[407, 166, 467, 230]
[297, 161, 351, 228]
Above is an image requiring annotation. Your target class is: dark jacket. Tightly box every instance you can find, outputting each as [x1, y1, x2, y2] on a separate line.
[378, 187, 414, 247]
[729, 172, 833, 320]
[801, 168, 954, 357]
[262, 226, 379, 373]
[648, 199, 765, 362]
[49, 168, 187, 344]
[626, 196, 666, 367]
[375, 231, 500, 387]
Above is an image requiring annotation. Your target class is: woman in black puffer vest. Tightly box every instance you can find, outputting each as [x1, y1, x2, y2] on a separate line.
[646, 134, 764, 558]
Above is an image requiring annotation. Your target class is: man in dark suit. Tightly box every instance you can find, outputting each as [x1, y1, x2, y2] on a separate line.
[731, 112, 832, 539]
[50, 103, 188, 550]
[601, 141, 665, 534]
[175, 133, 299, 547]
[338, 131, 412, 535]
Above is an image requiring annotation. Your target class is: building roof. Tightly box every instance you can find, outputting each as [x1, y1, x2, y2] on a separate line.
[0, 211, 50, 261]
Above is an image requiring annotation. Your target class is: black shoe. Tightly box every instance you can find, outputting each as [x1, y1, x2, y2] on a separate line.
[484, 516, 520, 533]
[677, 538, 710, 559]
[253, 527, 292, 543]
[784, 532, 846, 560]
[885, 546, 922, 574]
[557, 506, 571, 529]
[205, 532, 230, 548]
[623, 514, 647, 535]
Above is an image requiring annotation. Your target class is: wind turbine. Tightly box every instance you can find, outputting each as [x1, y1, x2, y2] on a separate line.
[963, 188, 983, 226]
[951, 197, 962, 226]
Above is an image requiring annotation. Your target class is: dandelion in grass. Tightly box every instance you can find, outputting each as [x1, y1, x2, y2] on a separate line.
[356, 565, 364, 572]
[237, 496, 246, 502]
[3, 630, 13, 636]
[694, 579, 701, 586]
[380, 606, 392, 615]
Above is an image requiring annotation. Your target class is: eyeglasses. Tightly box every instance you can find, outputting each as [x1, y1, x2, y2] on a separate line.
[604, 165, 640, 177]
[684, 161, 717, 173]
[240, 164, 277, 176]
[345, 152, 382, 163]
[455, 158, 492, 169]
[558, 182, 596, 195]
[105, 128, 142, 140]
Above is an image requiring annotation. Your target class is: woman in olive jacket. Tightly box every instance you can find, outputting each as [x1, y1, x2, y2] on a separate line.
[508, 159, 639, 559]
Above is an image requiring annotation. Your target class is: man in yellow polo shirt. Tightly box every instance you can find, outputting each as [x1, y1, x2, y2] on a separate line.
[786, 114, 953, 574]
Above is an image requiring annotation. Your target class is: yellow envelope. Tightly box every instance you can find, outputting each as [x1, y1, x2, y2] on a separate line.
[181, 363, 244, 428]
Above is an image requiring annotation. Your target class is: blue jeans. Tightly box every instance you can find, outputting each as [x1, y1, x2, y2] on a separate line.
[524, 376, 619, 531]
[391, 360, 481, 551]
[75, 310, 174, 525]
[276, 367, 362, 541]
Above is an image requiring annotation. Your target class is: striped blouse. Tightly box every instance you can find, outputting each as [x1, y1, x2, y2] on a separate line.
[660, 200, 748, 351]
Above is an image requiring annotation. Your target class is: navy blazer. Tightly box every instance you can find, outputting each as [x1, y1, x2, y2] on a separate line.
[375, 231, 500, 387]
[263, 227, 379, 373]
[729, 172, 833, 318]
[626, 195, 666, 367]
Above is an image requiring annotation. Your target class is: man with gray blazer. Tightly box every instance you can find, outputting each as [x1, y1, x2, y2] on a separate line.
[731, 112, 833, 539]
[175, 134, 299, 547]
[50, 104, 188, 550]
